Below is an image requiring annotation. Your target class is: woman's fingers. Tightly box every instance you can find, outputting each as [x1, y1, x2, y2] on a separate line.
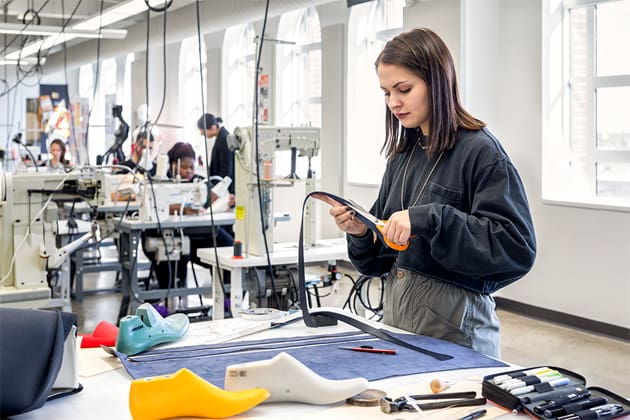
[383, 210, 411, 245]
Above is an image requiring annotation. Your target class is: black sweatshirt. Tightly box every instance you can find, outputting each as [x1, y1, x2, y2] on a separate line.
[347, 127, 536, 294]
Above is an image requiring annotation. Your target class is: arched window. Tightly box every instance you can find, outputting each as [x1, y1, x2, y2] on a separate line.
[222, 24, 256, 130]
[276, 6, 322, 178]
[346, 0, 404, 185]
[179, 36, 207, 166]
[80, 59, 116, 165]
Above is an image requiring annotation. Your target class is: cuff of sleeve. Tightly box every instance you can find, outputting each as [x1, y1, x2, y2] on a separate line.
[346, 230, 374, 250]
[409, 205, 433, 238]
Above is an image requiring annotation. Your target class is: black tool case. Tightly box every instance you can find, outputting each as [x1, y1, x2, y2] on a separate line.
[481, 366, 630, 419]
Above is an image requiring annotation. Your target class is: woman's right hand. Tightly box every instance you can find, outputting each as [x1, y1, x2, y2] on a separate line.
[328, 205, 368, 236]
[311, 193, 368, 236]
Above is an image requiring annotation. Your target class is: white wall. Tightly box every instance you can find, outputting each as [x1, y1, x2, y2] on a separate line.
[464, 0, 629, 329]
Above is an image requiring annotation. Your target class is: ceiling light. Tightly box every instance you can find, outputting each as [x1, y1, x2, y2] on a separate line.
[5, 34, 78, 60]
[0, 57, 46, 66]
[72, 0, 149, 31]
[0, 22, 126, 39]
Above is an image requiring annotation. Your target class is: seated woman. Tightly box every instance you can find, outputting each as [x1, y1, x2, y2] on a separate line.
[151, 142, 234, 290]
[45, 139, 72, 172]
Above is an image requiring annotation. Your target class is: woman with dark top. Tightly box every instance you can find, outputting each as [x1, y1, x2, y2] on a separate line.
[151, 142, 234, 290]
[320, 28, 536, 357]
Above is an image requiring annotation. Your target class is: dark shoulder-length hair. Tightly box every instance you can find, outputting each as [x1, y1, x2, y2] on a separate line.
[375, 28, 485, 159]
[50, 139, 69, 164]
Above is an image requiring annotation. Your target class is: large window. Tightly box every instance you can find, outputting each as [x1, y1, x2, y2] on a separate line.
[346, 0, 404, 185]
[222, 24, 256, 130]
[543, 0, 630, 208]
[78, 63, 94, 164]
[179, 36, 207, 166]
[276, 7, 322, 178]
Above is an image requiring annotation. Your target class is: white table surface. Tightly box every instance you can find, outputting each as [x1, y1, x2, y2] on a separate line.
[197, 238, 349, 320]
[12, 311, 530, 420]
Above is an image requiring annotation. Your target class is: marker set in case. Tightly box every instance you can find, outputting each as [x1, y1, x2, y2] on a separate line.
[481, 366, 630, 420]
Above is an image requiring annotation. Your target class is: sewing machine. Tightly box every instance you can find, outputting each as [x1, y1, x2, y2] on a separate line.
[137, 178, 208, 223]
[229, 126, 320, 256]
[0, 169, 99, 309]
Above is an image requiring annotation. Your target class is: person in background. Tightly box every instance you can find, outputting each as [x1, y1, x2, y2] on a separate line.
[197, 113, 235, 193]
[45, 138, 71, 172]
[118, 131, 156, 176]
[319, 28, 536, 358]
[197, 113, 235, 239]
[150, 142, 234, 290]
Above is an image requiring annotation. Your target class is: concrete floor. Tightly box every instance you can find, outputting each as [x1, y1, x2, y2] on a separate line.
[73, 260, 630, 397]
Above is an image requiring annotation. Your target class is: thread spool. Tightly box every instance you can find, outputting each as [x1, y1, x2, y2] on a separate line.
[262, 160, 273, 181]
[430, 379, 453, 393]
[232, 240, 243, 259]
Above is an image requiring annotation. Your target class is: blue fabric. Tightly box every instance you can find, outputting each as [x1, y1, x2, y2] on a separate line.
[117, 331, 507, 387]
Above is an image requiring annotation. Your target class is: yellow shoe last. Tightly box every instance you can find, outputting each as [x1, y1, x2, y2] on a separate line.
[129, 368, 269, 420]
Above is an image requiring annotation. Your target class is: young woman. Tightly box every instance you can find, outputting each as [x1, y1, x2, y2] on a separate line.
[150, 142, 234, 290]
[322, 28, 536, 357]
[46, 139, 71, 172]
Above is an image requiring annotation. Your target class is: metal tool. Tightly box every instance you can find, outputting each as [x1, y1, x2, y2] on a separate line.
[379, 391, 486, 414]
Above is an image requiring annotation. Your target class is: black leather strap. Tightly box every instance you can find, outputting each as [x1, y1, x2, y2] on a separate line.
[298, 191, 453, 361]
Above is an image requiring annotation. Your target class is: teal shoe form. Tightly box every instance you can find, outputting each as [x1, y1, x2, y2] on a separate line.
[116, 303, 190, 356]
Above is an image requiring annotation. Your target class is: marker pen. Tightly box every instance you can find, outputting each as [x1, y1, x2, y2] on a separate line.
[511, 377, 571, 396]
[522, 385, 587, 404]
[500, 370, 560, 387]
[492, 367, 552, 385]
[543, 396, 608, 417]
[500, 372, 563, 390]
[556, 403, 624, 420]
[533, 389, 592, 413]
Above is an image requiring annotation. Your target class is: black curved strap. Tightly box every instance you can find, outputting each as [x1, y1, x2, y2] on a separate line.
[298, 191, 453, 361]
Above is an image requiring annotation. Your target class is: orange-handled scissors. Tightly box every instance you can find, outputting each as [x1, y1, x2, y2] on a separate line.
[311, 191, 411, 251]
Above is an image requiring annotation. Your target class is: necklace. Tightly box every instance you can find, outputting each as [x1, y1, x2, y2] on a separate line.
[400, 144, 444, 210]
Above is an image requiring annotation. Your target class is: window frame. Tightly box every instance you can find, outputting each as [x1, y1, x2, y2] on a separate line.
[543, 0, 630, 211]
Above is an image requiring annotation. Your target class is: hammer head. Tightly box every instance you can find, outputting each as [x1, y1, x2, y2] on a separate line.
[379, 396, 409, 414]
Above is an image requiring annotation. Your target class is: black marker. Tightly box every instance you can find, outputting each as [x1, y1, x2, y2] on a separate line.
[557, 403, 624, 420]
[543, 396, 608, 417]
[533, 389, 592, 413]
[455, 409, 487, 420]
[521, 385, 586, 403]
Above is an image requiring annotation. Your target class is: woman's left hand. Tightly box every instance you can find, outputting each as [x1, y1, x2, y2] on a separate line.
[382, 210, 411, 247]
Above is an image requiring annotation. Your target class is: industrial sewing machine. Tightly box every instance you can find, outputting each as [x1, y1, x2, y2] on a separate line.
[0, 169, 99, 309]
[228, 126, 320, 257]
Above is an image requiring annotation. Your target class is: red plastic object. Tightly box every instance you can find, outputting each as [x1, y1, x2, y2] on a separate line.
[80, 320, 118, 348]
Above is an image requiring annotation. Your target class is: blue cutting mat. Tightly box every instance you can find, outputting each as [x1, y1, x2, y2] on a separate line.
[117, 330, 507, 387]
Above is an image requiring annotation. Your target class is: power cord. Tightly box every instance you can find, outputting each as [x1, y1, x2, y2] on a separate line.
[342, 274, 386, 321]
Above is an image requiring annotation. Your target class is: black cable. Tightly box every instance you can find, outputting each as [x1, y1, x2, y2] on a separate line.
[152, 1, 168, 126]
[341, 274, 385, 321]
[252, 0, 281, 309]
[195, 0, 231, 317]
[84, 0, 105, 164]
[61, 0, 82, 165]
[0, 0, 52, 57]
[143, 7, 151, 130]
[144, 0, 172, 12]
[147, 174, 173, 306]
